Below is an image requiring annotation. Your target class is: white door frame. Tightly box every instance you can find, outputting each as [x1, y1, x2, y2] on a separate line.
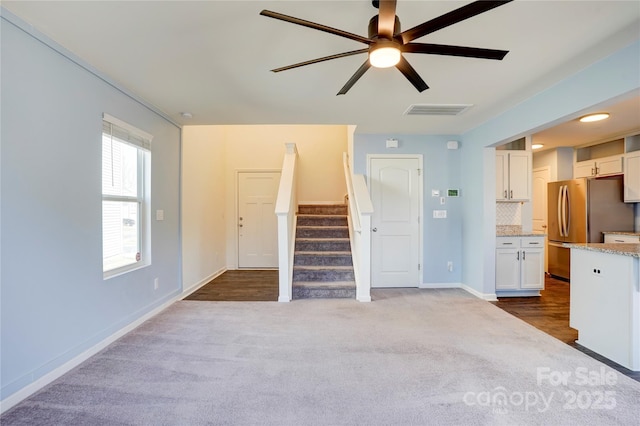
[235, 169, 281, 269]
[532, 166, 550, 273]
[367, 154, 424, 287]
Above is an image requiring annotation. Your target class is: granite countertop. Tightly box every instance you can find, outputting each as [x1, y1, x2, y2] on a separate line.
[496, 225, 546, 238]
[602, 231, 640, 236]
[565, 243, 640, 258]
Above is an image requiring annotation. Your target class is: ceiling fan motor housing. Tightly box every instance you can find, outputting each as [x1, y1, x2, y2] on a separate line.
[368, 15, 401, 40]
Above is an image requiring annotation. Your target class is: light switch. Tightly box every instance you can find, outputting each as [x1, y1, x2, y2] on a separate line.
[156, 210, 164, 221]
[431, 189, 440, 197]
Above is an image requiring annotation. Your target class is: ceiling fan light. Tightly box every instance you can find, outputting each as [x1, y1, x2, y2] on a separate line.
[369, 46, 401, 68]
[579, 113, 610, 123]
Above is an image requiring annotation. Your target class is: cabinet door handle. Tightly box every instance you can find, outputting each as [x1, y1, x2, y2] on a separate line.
[510, 190, 513, 199]
[516, 251, 519, 260]
[504, 190, 508, 199]
[522, 250, 526, 260]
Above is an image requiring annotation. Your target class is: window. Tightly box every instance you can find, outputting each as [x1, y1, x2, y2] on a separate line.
[102, 114, 151, 277]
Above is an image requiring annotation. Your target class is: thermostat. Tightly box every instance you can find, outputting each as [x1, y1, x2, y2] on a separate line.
[447, 189, 460, 197]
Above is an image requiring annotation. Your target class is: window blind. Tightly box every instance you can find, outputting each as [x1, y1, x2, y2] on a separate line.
[102, 113, 152, 151]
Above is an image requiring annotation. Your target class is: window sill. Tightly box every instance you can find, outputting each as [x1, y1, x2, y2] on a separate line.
[103, 261, 151, 280]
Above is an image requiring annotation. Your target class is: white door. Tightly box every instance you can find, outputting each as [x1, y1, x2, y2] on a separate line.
[369, 157, 421, 288]
[532, 166, 550, 272]
[238, 172, 280, 268]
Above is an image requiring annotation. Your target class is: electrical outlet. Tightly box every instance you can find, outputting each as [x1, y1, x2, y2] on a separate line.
[433, 210, 447, 219]
[154, 278, 159, 290]
[447, 261, 453, 272]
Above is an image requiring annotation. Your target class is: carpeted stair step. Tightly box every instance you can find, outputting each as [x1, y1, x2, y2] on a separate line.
[297, 215, 348, 227]
[294, 251, 353, 266]
[293, 265, 355, 282]
[295, 238, 351, 252]
[292, 281, 356, 299]
[298, 204, 348, 215]
[296, 226, 349, 239]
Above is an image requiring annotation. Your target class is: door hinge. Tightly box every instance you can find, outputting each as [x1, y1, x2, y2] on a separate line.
[417, 169, 422, 176]
[418, 263, 421, 271]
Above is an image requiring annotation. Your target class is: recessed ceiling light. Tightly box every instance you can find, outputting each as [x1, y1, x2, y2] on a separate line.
[532, 144, 544, 150]
[180, 112, 193, 119]
[579, 113, 609, 123]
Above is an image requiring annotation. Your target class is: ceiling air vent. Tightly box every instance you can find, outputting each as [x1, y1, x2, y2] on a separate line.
[403, 104, 473, 116]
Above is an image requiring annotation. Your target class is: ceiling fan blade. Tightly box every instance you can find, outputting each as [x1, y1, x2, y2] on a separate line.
[337, 61, 371, 95]
[260, 10, 371, 45]
[395, 57, 429, 92]
[378, 0, 398, 39]
[400, 1, 513, 43]
[271, 49, 369, 73]
[403, 43, 508, 60]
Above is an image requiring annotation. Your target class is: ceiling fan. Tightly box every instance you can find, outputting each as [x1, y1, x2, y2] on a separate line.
[260, 0, 513, 95]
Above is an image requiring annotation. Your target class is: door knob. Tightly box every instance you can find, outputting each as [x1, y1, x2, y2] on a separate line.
[239, 224, 243, 227]
[372, 227, 378, 232]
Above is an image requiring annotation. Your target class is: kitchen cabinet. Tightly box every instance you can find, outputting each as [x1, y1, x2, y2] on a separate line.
[569, 246, 640, 371]
[624, 151, 640, 202]
[573, 154, 623, 179]
[496, 236, 544, 295]
[496, 151, 531, 201]
[604, 233, 640, 243]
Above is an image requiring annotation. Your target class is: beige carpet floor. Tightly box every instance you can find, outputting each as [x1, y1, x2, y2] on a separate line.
[3, 288, 639, 425]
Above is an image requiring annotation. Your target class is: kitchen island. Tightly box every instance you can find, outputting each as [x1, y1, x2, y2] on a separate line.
[567, 243, 640, 371]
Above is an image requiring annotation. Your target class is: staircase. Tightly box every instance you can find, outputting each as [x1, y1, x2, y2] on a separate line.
[292, 204, 355, 299]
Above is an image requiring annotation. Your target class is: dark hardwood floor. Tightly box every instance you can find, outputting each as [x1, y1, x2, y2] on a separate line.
[493, 275, 640, 382]
[184, 270, 278, 301]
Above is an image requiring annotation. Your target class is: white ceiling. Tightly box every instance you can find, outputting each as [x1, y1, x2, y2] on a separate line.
[3, 0, 640, 140]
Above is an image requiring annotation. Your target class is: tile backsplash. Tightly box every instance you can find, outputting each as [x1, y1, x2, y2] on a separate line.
[496, 202, 522, 225]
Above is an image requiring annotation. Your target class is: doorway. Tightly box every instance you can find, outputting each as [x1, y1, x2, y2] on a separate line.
[532, 166, 550, 272]
[237, 171, 280, 268]
[368, 155, 422, 288]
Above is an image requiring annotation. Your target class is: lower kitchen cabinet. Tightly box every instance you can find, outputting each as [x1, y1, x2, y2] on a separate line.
[569, 247, 640, 371]
[496, 236, 545, 296]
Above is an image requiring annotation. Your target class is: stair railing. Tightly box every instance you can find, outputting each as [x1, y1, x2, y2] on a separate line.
[343, 153, 373, 302]
[275, 143, 298, 302]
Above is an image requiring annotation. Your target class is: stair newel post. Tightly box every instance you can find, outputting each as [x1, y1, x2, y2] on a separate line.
[276, 143, 298, 302]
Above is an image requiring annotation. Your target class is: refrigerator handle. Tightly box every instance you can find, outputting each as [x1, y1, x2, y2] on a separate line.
[557, 186, 564, 237]
[564, 184, 570, 237]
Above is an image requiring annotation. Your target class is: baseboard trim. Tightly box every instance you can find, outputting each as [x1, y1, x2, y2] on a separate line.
[419, 282, 461, 289]
[0, 293, 184, 414]
[182, 267, 227, 297]
[460, 284, 498, 301]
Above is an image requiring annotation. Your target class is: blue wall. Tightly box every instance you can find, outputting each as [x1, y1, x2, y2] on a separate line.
[460, 39, 640, 296]
[1, 14, 182, 399]
[353, 134, 462, 284]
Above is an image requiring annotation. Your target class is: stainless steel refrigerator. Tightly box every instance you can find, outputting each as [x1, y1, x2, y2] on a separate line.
[547, 175, 635, 280]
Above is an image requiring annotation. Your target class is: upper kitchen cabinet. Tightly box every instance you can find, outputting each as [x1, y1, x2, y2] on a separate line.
[624, 134, 640, 202]
[573, 139, 624, 178]
[496, 150, 531, 202]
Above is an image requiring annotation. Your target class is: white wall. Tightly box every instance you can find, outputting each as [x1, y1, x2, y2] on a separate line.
[181, 126, 227, 292]
[533, 147, 574, 182]
[181, 124, 347, 276]
[1, 14, 181, 402]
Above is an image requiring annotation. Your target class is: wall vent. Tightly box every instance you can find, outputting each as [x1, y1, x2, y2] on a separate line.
[403, 104, 473, 116]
